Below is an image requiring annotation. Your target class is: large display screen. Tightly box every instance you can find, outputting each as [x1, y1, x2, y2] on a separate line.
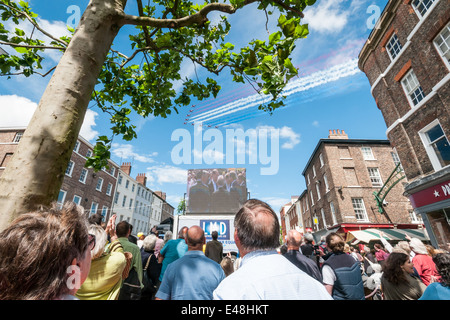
[186, 168, 247, 214]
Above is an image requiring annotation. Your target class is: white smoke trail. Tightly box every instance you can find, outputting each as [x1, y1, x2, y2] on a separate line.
[189, 58, 360, 124]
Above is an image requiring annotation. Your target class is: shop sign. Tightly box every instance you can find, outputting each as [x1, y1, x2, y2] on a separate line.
[409, 179, 450, 208]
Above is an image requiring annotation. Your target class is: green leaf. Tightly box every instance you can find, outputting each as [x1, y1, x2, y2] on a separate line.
[14, 46, 28, 54]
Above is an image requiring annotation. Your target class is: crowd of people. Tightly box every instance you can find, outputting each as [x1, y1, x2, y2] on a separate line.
[0, 199, 449, 301]
[187, 168, 246, 213]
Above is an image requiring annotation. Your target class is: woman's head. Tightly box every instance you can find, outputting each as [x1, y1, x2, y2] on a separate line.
[142, 234, 158, 252]
[325, 233, 345, 253]
[382, 252, 411, 285]
[433, 253, 450, 287]
[88, 224, 108, 260]
[0, 202, 91, 300]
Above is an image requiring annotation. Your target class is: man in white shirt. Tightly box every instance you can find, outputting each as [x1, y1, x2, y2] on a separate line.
[213, 199, 332, 300]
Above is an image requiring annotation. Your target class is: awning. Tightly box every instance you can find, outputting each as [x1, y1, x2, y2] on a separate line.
[346, 228, 430, 244]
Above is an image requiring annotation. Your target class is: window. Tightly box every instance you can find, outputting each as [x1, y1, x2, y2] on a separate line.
[102, 206, 108, 218]
[315, 183, 321, 200]
[434, 22, 450, 68]
[13, 132, 23, 143]
[86, 149, 92, 158]
[114, 192, 120, 204]
[118, 174, 122, 184]
[338, 146, 351, 159]
[90, 202, 98, 215]
[323, 174, 330, 192]
[312, 165, 316, 177]
[386, 33, 402, 60]
[106, 183, 112, 196]
[73, 195, 82, 205]
[401, 69, 425, 106]
[361, 147, 375, 160]
[352, 198, 368, 221]
[321, 208, 326, 228]
[319, 153, 324, 167]
[122, 195, 127, 207]
[330, 201, 337, 225]
[57, 190, 67, 209]
[307, 174, 310, 185]
[419, 120, 450, 170]
[96, 178, 103, 191]
[73, 141, 80, 152]
[310, 191, 314, 205]
[129, 198, 133, 209]
[109, 167, 115, 176]
[79, 168, 88, 183]
[391, 151, 404, 171]
[125, 180, 129, 189]
[65, 160, 74, 176]
[132, 184, 135, 192]
[409, 210, 423, 223]
[412, 0, 435, 17]
[368, 168, 383, 187]
[344, 167, 359, 186]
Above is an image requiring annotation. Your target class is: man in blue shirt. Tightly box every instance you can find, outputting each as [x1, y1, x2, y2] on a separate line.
[155, 225, 225, 300]
[158, 226, 188, 283]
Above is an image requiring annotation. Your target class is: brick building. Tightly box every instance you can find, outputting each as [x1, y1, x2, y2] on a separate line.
[359, 0, 450, 249]
[0, 128, 119, 221]
[300, 129, 419, 241]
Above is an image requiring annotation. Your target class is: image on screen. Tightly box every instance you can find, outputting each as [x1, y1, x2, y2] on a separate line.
[186, 168, 247, 214]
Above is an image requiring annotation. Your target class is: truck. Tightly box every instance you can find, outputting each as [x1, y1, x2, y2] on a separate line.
[172, 214, 239, 256]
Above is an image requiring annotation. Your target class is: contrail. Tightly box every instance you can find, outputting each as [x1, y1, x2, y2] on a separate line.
[189, 58, 361, 126]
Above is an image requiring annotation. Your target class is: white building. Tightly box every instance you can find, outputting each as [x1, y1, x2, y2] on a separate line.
[133, 174, 153, 235]
[150, 192, 164, 230]
[112, 163, 136, 225]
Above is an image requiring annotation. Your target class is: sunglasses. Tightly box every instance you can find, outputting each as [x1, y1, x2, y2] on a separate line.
[88, 234, 96, 251]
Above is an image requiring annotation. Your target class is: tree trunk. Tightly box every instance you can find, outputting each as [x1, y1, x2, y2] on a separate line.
[0, 0, 124, 231]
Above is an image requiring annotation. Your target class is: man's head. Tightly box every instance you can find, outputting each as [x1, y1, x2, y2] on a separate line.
[185, 226, 205, 250]
[211, 230, 219, 240]
[234, 199, 280, 256]
[201, 170, 210, 184]
[211, 169, 219, 182]
[286, 230, 302, 250]
[325, 232, 345, 254]
[116, 221, 131, 238]
[137, 232, 145, 240]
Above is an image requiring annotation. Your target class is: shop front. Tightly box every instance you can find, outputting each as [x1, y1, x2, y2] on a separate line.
[405, 173, 450, 251]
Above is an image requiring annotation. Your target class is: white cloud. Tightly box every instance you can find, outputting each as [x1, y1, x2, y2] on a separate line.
[0, 94, 98, 141]
[312, 120, 319, 127]
[0, 95, 36, 127]
[303, 0, 349, 34]
[256, 125, 301, 150]
[111, 143, 158, 163]
[261, 196, 291, 211]
[146, 165, 187, 185]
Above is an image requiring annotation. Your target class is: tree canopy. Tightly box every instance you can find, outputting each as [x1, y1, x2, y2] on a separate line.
[0, 0, 315, 228]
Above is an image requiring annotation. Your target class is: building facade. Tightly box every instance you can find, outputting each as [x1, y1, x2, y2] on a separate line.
[301, 129, 418, 240]
[0, 128, 119, 221]
[359, 0, 450, 249]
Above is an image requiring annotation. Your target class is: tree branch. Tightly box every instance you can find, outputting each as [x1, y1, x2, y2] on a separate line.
[120, 2, 243, 28]
[0, 40, 65, 51]
[0, 3, 68, 47]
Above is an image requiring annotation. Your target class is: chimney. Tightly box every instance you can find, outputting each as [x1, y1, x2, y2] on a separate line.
[120, 162, 132, 175]
[328, 129, 348, 139]
[136, 173, 147, 187]
[154, 191, 166, 201]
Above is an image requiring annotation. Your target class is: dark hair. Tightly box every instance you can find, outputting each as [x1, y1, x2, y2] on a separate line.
[116, 221, 131, 238]
[234, 199, 280, 252]
[211, 230, 218, 240]
[326, 233, 345, 253]
[433, 253, 450, 287]
[0, 202, 89, 300]
[382, 252, 410, 285]
[88, 213, 103, 225]
[178, 226, 188, 239]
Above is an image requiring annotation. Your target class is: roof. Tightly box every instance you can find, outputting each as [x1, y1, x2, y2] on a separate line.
[301, 138, 391, 176]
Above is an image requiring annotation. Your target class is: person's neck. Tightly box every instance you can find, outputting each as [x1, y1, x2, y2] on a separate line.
[287, 246, 299, 251]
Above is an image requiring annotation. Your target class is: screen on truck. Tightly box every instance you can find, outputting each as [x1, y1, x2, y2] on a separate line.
[186, 168, 247, 214]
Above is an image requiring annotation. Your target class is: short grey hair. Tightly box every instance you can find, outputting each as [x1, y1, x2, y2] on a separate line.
[88, 223, 108, 259]
[142, 234, 158, 252]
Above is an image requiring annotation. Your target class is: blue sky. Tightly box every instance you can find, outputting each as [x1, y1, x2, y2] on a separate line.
[0, 0, 390, 214]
